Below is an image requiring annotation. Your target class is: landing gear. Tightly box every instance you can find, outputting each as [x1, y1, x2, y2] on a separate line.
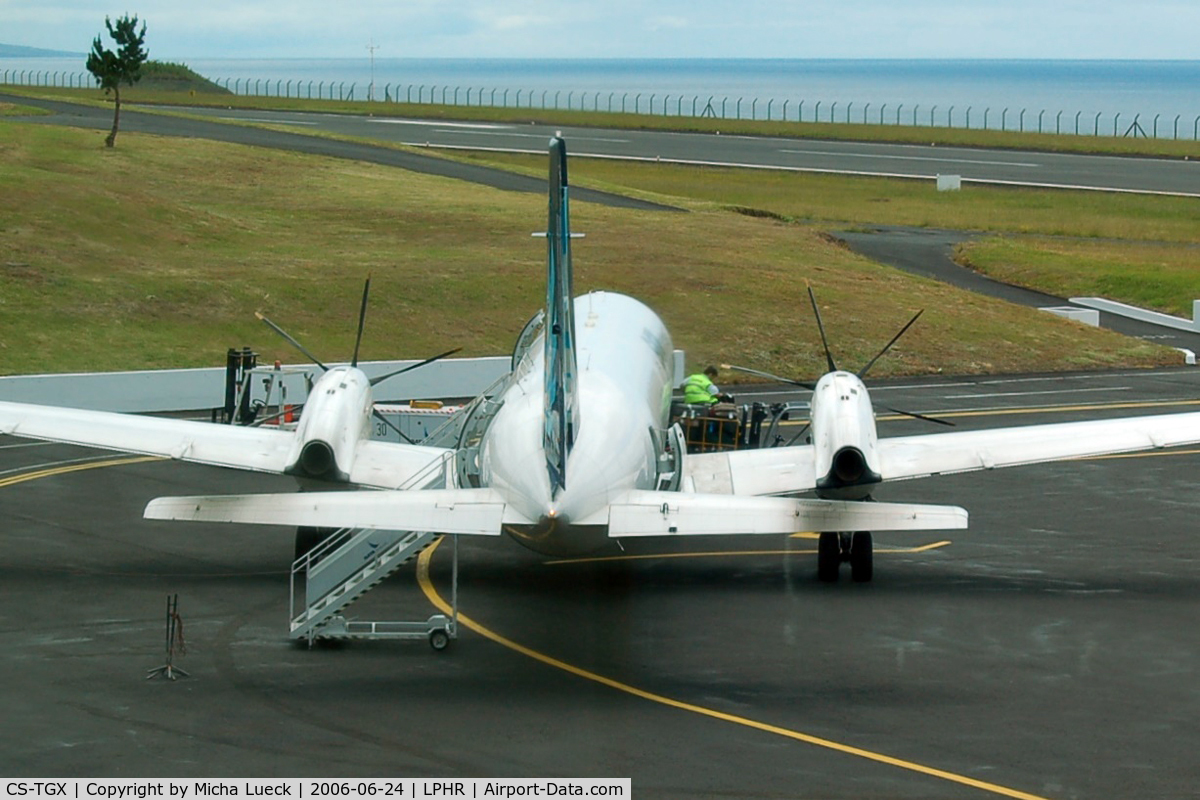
[850, 531, 873, 583]
[817, 531, 874, 583]
[818, 531, 841, 582]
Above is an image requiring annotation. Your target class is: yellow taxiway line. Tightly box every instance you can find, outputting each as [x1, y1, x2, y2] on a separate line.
[0, 455, 163, 488]
[416, 539, 1050, 800]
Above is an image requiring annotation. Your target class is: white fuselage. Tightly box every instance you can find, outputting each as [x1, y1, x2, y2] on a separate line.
[480, 292, 674, 555]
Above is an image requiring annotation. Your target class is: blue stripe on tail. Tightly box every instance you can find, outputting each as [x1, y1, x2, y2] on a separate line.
[544, 137, 579, 495]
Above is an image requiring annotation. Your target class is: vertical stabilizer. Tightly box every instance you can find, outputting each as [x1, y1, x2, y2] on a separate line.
[544, 137, 579, 494]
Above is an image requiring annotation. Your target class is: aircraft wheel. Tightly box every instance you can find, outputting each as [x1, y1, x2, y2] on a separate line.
[850, 531, 873, 583]
[817, 531, 841, 582]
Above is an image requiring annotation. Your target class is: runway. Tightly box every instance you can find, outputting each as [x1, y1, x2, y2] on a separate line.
[3, 93, 1198, 197]
[2, 369, 1198, 797]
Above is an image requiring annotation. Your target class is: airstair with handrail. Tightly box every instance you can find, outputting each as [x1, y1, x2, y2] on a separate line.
[287, 450, 461, 649]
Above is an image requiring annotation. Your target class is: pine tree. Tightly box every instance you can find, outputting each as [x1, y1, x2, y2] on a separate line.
[85, 15, 148, 148]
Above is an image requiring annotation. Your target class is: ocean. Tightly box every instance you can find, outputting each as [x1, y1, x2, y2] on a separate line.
[3, 58, 1198, 137]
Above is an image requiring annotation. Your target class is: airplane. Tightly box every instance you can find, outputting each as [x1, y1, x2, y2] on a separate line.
[2, 137, 1200, 584]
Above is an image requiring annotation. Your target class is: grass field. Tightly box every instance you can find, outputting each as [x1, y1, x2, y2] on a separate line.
[0, 115, 1185, 378]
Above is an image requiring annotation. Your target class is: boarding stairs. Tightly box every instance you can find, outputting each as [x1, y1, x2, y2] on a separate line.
[288, 451, 460, 648]
[288, 526, 455, 647]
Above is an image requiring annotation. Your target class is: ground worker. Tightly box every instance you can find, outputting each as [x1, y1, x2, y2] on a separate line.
[683, 365, 722, 406]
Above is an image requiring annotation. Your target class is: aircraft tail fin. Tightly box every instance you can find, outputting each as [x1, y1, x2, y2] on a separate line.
[544, 137, 580, 495]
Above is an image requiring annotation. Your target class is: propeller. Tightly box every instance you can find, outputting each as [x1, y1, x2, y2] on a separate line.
[881, 406, 954, 427]
[255, 311, 330, 372]
[806, 283, 838, 374]
[858, 309, 923, 380]
[727, 285, 954, 431]
[351, 274, 371, 368]
[369, 347, 463, 388]
[720, 363, 815, 391]
[254, 276, 463, 442]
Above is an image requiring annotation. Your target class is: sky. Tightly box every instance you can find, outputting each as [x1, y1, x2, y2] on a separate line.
[3, 0, 1200, 60]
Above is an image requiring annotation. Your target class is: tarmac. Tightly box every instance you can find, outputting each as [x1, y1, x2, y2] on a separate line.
[2, 369, 1198, 798]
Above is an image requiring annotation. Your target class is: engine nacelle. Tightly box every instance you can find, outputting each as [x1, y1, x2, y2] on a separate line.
[811, 372, 883, 500]
[284, 367, 374, 482]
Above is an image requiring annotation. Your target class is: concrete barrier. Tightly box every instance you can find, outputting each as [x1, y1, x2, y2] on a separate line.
[1070, 297, 1200, 333]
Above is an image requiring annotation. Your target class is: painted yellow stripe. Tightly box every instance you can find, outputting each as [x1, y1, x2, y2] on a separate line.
[416, 540, 1047, 800]
[1083, 447, 1200, 462]
[778, 398, 1200, 428]
[542, 540, 951, 567]
[0, 455, 164, 488]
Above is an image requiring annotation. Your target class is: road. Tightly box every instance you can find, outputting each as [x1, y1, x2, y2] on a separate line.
[5, 93, 1200, 197]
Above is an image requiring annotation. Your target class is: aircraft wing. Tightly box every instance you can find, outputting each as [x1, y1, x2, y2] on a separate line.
[144, 487, 526, 534]
[0, 400, 453, 490]
[684, 446, 817, 496]
[682, 410, 1200, 496]
[595, 490, 967, 536]
[877, 410, 1200, 482]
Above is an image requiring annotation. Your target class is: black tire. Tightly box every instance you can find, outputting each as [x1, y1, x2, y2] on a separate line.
[817, 531, 841, 582]
[850, 531, 873, 583]
[429, 629, 450, 651]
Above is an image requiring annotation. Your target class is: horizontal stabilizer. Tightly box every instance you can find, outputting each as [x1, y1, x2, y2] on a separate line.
[144, 488, 526, 535]
[600, 491, 967, 537]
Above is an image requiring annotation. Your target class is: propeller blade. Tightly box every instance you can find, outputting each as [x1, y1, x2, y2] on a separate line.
[372, 407, 415, 444]
[720, 363, 816, 391]
[369, 347, 464, 388]
[784, 421, 812, 447]
[806, 284, 838, 373]
[883, 406, 955, 427]
[351, 275, 371, 368]
[255, 312, 330, 372]
[858, 309, 923, 379]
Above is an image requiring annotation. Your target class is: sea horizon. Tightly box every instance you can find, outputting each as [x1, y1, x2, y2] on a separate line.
[4, 56, 1198, 134]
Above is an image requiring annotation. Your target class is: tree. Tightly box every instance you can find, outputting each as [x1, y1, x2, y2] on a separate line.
[85, 15, 148, 148]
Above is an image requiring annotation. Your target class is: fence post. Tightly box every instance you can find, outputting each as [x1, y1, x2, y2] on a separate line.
[846, 101, 852, 123]
[965, 106, 971, 129]
[1075, 111, 1081, 134]
[1113, 113, 1120, 137]
[1153, 114, 1160, 138]
[947, 105, 954, 127]
[736, 97, 742, 119]
[912, 104, 919, 125]
[896, 104, 903, 125]
[864, 102, 870, 124]
[1094, 112, 1102, 136]
[1001, 108, 1007, 131]
[1194, 115, 1199, 140]
[751, 98, 756, 120]
[879, 103, 886, 124]
[931, 105, 938, 126]
[829, 101, 835, 123]
[1019, 108, 1025, 132]
[1038, 109, 1044, 133]
[1173, 114, 1180, 140]
[798, 100, 804, 122]
[765, 98, 771, 120]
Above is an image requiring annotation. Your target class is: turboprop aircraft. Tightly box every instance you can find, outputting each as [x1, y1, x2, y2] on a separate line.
[2, 137, 1199, 582]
